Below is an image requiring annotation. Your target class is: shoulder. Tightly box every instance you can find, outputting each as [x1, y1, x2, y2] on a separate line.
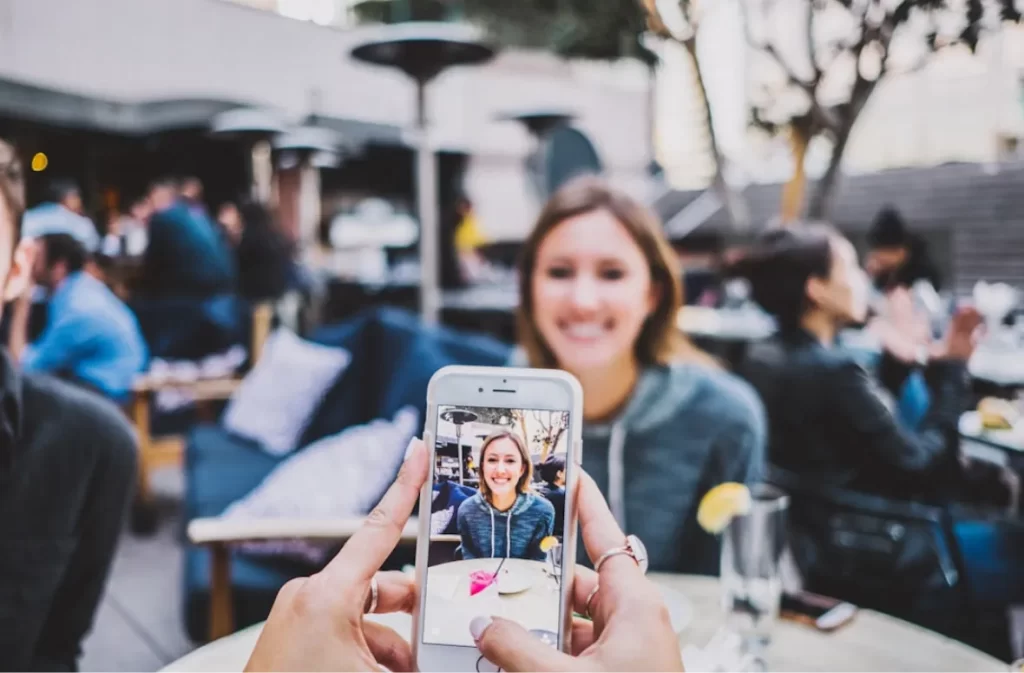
[22, 374, 136, 457]
[527, 493, 555, 516]
[668, 363, 765, 436]
[458, 493, 483, 518]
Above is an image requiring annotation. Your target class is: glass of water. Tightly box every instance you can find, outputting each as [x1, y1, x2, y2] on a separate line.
[720, 484, 789, 657]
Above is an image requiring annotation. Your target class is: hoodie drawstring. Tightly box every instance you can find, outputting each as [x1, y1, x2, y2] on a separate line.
[608, 422, 627, 529]
[488, 505, 513, 558]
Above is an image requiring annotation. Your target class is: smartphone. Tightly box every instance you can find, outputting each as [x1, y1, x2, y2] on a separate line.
[780, 591, 858, 632]
[413, 365, 583, 672]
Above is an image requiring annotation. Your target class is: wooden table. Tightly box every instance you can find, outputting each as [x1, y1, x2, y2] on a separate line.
[161, 575, 1005, 672]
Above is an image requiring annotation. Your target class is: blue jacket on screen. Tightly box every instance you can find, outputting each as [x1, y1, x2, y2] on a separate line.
[457, 492, 555, 561]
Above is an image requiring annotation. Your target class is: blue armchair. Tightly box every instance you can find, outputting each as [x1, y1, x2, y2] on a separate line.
[181, 307, 511, 642]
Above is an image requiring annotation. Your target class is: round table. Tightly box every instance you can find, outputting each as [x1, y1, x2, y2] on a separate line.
[162, 575, 1004, 672]
[422, 558, 560, 648]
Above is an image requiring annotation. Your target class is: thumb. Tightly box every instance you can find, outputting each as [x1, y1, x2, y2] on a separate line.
[470, 616, 576, 673]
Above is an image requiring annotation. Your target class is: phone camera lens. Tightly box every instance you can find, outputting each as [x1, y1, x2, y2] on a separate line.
[478, 387, 484, 393]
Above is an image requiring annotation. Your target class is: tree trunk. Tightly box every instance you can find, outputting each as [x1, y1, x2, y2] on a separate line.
[780, 126, 810, 224]
[807, 126, 852, 219]
[682, 38, 748, 229]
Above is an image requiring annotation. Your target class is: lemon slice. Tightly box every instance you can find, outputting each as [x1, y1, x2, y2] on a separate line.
[697, 483, 752, 534]
[539, 536, 559, 552]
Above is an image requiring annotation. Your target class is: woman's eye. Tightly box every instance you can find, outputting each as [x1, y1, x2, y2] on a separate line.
[600, 267, 625, 281]
[546, 266, 573, 279]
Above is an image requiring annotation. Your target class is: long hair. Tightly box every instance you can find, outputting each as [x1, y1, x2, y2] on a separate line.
[516, 175, 712, 368]
[477, 431, 533, 503]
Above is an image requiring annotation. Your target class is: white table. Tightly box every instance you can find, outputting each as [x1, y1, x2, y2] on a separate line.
[162, 575, 1004, 672]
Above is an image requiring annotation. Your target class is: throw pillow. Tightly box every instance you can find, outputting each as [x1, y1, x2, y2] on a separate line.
[222, 328, 350, 456]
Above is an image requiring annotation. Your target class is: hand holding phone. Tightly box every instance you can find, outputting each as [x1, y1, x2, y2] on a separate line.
[243, 439, 430, 672]
[471, 472, 685, 672]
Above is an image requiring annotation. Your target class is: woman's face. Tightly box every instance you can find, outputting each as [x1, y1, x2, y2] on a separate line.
[531, 209, 657, 374]
[482, 438, 524, 499]
[808, 237, 870, 325]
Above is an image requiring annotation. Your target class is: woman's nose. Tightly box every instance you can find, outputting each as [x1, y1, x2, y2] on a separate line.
[569, 277, 600, 312]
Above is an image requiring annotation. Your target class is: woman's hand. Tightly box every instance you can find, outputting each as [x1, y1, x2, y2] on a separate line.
[244, 439, 428, 672]
[933, 306, 984, 362]
[470, 473, 685, 672]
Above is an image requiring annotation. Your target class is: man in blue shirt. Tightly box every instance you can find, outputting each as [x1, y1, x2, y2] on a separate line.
[8, 233, 148, 401]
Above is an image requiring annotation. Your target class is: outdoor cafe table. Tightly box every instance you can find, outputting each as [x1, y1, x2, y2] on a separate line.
[161, 574, 1004, 672]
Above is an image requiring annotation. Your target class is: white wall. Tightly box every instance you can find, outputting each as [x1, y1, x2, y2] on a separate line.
[0, 0, 652, 240]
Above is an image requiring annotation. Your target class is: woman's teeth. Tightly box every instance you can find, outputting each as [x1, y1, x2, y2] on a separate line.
[562, 323, 606, 339]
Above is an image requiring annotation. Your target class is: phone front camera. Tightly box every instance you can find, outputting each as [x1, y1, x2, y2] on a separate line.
[478, 387, 484, 393]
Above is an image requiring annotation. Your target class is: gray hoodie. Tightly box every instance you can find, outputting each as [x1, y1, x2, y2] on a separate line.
[509, 351, 766, 574]
[457, 491, 555, 561]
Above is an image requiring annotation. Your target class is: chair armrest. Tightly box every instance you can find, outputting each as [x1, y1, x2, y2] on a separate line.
[132, 376, 242, 402]
[430, 534, 461, 544]
[187, 516, 420, 545]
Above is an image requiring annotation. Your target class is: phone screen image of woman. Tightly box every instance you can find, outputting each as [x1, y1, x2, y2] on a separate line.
[424, 405, 571, 648]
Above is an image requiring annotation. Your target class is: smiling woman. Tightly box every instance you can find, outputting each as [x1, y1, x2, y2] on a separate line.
[510, 175, 767, 575]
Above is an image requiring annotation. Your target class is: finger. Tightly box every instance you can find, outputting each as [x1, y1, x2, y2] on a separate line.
[364, 620, 414, 673]
[570, 565, 598, 616]
[363, 571, 418, 615]
[570, 618, 596, 656]
[577, 472, 643, 589]
[322, 439, 428, 587]
[471, 617, 577, 672]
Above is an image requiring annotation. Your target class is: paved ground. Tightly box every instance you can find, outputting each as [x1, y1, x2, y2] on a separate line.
[81, 469, 197, 672]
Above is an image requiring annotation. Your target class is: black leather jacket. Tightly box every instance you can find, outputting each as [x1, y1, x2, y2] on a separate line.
[736, 329, 969, 500]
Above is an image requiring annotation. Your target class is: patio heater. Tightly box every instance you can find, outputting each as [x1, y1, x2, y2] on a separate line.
[440, 408, 478, 485]
[272, 124, 344, 253]
[349, 22, 496, 325]
[210, 107, 288, 205]
[497, 109, 575, 201]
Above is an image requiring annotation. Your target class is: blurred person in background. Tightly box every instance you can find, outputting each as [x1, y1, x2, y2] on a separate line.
[100, 191, 151, 260]
[536, 453, 566, 538]
[180, 175, 208, 220]
[7, 233, 147, 402]
[138, 176, 235, 299]
[131, 177, 241, 360]
[0, 177, 137, 671]
[733, 225, 990, 503]
[511, 176, 766, 574]
[866, 206, 942, 293]
[22, 178, 100, 253]
[217, 199, 294, 301]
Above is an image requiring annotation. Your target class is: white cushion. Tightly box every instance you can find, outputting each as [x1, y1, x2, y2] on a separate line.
[223, 406, 420, 520]
[222, 328, 350, 456]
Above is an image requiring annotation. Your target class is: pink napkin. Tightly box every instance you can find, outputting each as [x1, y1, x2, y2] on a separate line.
[469, 570, 497, 596]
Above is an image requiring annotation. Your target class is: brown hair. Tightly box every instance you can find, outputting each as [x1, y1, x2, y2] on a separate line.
[477, 431, 533, 502]
[517, 174, 713, 369]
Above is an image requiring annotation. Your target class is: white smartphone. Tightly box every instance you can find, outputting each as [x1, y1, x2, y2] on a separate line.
[413, 365, 583, 672]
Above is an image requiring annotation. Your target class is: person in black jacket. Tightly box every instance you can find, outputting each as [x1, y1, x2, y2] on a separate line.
[733, 225, 981, 501]
[865, 206, 942, 292]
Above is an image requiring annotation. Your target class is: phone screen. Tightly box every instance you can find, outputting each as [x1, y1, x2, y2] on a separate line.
[423, 404, 571, 648]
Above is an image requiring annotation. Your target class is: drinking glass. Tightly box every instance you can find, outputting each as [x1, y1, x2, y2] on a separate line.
[720, 484, 789, 657]
[545, 541, 563, 586]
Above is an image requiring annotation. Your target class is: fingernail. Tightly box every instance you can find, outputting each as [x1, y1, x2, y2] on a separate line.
[403, 438, 418, 461]
[469, 616, 492, 641]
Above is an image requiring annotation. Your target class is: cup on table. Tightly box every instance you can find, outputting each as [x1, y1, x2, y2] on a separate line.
[720, 484, 789, 657]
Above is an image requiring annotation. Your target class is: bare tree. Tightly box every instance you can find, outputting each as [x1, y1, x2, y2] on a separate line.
[641, 0, 750, 228]
[746, 0, 1023, 221]
[530, 410, 570, 461]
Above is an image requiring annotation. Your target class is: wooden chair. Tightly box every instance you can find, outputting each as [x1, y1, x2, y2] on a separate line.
[128, 302, 275, 533]
[186, 517, 422, 641]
